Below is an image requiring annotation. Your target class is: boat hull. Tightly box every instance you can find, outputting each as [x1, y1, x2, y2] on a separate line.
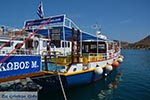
[0, 56, 41, 79]
[32, 68, 113, 91]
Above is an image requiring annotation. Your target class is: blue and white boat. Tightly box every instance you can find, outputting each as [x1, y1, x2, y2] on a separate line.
[0, 14, 123, 91]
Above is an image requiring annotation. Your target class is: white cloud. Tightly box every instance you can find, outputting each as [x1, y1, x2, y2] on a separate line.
[119, 19, 130, 24]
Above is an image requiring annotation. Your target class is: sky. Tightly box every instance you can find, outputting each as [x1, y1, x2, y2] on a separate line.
[0, 0, 150, 43]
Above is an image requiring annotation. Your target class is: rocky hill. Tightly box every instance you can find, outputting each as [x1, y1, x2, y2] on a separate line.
[121, 35, 150, 50]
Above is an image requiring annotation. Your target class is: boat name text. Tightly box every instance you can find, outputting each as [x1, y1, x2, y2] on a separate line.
[0, 61, 39, 72]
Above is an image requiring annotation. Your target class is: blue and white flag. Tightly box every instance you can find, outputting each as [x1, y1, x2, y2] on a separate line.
[37, 1, 44, 18]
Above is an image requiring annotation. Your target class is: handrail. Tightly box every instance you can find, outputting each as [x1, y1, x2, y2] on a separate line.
[88, 53, 107, 61]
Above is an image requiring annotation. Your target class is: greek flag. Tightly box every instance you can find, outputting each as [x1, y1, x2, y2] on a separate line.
[37, 1, 44, 18]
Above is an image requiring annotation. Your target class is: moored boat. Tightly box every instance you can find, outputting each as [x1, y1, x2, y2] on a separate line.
[0, 14, 124, 91]
[24, 14, 124, 90]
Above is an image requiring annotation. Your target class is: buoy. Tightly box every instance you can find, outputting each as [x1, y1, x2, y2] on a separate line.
[112, 61, 119, 68]
[120, 55, 124, 59]
[105, 64, 113, 71]
[95, 67, 103, 74]
[117, 57, 123, 63]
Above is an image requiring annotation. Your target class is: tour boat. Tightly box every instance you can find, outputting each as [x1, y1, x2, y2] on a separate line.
[0, 14, 123, 91]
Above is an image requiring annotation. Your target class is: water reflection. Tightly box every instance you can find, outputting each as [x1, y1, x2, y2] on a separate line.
[38, 69, 123, 100]
[96, 70, 123, 100]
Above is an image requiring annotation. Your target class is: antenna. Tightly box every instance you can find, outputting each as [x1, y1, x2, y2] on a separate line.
[92, 23, 101, 35]
[91, 23, 107, 39]
[92, 23, 100, 30]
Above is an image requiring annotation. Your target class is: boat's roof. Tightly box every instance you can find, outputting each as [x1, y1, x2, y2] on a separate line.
[24, 14, 109, 41]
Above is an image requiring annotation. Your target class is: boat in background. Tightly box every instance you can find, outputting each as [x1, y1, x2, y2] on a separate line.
[0, 14, 124, 91]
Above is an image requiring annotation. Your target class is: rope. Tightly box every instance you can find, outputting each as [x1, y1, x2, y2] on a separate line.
[0, 21, 34, 50]
[58, 73, 68, 100]
[0, 18, 50, 64]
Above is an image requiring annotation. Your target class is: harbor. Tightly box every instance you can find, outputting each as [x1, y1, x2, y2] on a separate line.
[0, 14, 123, 90]
[0, 0, 150, 100]
[1, 50, 150, 100]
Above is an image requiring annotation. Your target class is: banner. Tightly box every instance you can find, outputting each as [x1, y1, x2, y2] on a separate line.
[25, 15, 65, 27]
[0, 56, 41, 79]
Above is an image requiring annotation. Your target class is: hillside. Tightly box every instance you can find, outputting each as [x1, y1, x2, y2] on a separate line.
[134, 35, 150, 46]
[121, 35, 150, 50]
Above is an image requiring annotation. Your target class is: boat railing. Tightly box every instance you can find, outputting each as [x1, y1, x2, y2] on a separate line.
[50, 55, 72, 66]
[0, 48, 40, 56]
[88, 53, 107, 62]
[0, 48, 12, 55]
[41, 51, 114, 68]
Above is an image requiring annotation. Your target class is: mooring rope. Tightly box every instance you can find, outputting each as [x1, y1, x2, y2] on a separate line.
[58, 73, 68, 100]
[0, 18, 50, 64]
[0, 21, 34, 50]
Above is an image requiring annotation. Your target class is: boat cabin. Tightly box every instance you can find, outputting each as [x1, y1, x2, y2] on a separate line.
[23, 14, 121, 72]
[0, 37, 25, 55]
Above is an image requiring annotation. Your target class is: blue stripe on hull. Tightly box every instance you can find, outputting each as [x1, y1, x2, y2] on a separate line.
[32, 70, 106, 91]
[66, 71, 93, 87]
[66, 71, 105, 87]
[32, 68, 114, 91]
[0, 56, 41, 79]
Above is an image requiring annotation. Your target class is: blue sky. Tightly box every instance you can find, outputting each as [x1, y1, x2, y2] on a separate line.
[0, 0, 150, 43]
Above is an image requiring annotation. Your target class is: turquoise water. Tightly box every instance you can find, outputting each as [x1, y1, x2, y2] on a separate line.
[39, 50, 150, 100]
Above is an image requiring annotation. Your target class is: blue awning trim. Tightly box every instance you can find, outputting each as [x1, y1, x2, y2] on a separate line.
[26, 26, 106, 41]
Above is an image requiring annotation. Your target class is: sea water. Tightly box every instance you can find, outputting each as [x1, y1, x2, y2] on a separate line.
[38, 50, 150, 100]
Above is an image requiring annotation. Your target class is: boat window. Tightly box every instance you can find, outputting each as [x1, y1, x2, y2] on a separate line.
[68, 42, 70, 47]
[90, 44, 97, 53]
[43, 40, 47, 47]
[82, 42, 106, 53]
[51, 28, 61, 41]
[98, 43, 106, 53]
[62, 41, 67, 47]
[108, 42, 113, 50]
[51, 40, 60, 48]
[65, 19, 70, 27]
[98, 44, 105, 49]
[82, 44, 89, 53]
[65, 42, 67, 47]
[25, 39, 33, 49]
[51, 28, 61, 48]
[62, 41, 65, 47]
